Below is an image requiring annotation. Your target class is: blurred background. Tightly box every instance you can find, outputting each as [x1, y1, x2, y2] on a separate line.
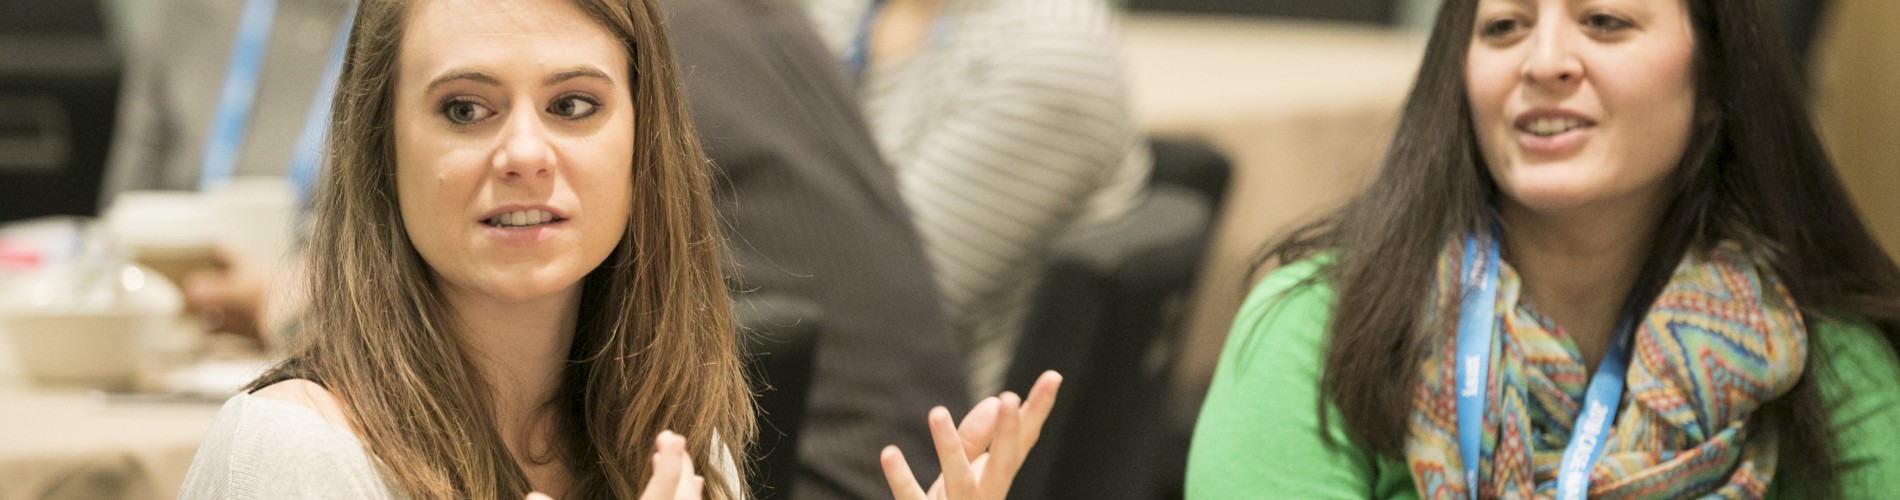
[0, 0, 1893, 498]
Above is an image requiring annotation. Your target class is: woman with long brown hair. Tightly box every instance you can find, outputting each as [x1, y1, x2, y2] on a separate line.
[176, 0, 1058, 498]
[1188, 0, 1900, 497]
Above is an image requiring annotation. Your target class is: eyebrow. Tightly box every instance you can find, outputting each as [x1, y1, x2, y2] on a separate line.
[422, 66, 615, 94]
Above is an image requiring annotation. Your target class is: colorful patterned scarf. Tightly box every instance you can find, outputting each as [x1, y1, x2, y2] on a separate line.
[1405, 241, 1807, 499]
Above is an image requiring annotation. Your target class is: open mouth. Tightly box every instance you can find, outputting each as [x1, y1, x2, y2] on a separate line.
[1520, 118, 1588, 137]
[482, 209, 566, 228]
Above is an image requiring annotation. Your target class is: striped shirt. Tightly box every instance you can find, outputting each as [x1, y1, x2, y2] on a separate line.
[803, 0, 1151, 399]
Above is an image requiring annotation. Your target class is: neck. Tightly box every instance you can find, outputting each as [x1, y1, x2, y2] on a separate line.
[1498, 195, 1666, 369]
[440, 280, 581, 484]
[871, 0, 945, 63]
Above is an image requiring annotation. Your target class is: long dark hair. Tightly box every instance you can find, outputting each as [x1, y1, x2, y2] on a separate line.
[252, 0, 753, 498]
[1261, 0, 1900, 495]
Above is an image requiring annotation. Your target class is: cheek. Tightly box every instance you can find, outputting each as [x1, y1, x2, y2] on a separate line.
[1464, 51, 1513, 118]
[575, 132, 636, 246]
[1606, 48, 1699, 177]
[1465, 48, 1518, 162]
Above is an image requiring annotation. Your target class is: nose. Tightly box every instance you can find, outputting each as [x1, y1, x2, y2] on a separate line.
[491, 104, 554, 181]
[1522, 21, 1585, 87]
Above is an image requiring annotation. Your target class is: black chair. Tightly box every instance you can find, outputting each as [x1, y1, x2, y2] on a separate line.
[1002, 137, 1229, 500]
[733, 292, 822, 500]
[0, 0, 121, 222]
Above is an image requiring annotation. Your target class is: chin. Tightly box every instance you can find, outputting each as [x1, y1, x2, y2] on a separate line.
[1497, 179, 1613, 215]
[455, 266, 590, 304]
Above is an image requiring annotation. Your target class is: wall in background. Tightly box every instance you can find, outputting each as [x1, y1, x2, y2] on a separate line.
[1126, 0, 1396, 24]
[1813, 0, 1900, 259]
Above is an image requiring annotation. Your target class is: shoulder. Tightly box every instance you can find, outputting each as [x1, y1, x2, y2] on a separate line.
[983, 0, 1118, 35]
[1201, 256, 1339, 398]
[1190, 255, 1398, 497]
[179, 384, 395, 499]
[1808, 318, 1900, 402]
[1245, 257, 1335, 310]
[1236, 257, 1337, 337]
[965, 0, 1125, 65]
[1214, 256, 1338, 384]
[1804, 319, 1900, 495]
[252, 378, 354, 429]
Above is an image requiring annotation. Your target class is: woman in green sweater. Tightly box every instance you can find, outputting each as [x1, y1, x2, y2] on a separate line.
[1187, 0, 1900, 498]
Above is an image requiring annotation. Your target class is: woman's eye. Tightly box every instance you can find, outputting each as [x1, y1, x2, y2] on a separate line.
[1480, 18, 1523, 38]
[1583, 13, 1633, 33]
[441, 99, 494, 125]
[548, 95, 600, 119]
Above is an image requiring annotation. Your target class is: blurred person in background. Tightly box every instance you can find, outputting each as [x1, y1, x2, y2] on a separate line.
[178, 0, 1057, 497]
[800, 0, 1152, 401]
[1189, 0, 1900, 497]
[657, 0, 982, 496]
[102, 0, 352, 341]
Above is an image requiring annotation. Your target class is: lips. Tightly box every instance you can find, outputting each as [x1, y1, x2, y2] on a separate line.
[478, 206, 569, 228]
[1512, 109, 1596, 156]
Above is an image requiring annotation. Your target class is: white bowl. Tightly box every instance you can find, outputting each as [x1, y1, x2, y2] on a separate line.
[0, 265, 183, 390]
[2, 310, 172, 389]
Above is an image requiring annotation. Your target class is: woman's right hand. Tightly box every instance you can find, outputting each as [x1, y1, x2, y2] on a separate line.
[528, 430, 702, 500]
[639, 431, 704, 500]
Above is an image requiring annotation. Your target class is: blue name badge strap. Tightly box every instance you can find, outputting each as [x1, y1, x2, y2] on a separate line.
[842, 1, 882, 78]
[1455, 227, 1636, 500]
[199, 0, 281, 191]
[289, 4, 356, 211]
[843, 0, 955, 79]
[1454, 228, 1502, 500]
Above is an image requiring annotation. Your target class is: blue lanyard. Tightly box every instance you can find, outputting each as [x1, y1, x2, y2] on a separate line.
[1455, 227, 1637, 500]
[842, 1, 882, 78]
[288, 3, 355, 211]
[842, 0, 954, 79]
[199, 0, 280, 191]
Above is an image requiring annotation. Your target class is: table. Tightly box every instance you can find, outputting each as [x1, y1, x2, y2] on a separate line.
[0, 384, 223, 500]
[0, 317, 256, 500]
[1120, 14, 1427, 390]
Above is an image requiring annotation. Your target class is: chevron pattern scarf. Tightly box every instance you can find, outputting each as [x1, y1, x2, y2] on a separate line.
[1405, 241, 1807, 499]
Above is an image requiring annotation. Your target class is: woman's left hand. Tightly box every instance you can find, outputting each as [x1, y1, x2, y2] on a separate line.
[879, 371, 1063, 500]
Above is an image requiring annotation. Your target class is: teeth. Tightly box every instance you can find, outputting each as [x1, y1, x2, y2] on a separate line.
[1526, 118, 1584, 137]
[490, 209, 556, 227]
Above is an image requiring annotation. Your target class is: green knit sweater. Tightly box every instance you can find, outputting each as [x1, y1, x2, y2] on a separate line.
[1187, 258, 1900, 498]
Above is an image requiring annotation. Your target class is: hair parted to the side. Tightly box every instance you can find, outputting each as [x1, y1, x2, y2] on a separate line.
[252, 0, 753, 498]
[1257, 0, 1900, 496]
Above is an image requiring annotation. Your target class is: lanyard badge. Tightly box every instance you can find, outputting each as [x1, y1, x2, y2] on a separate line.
[1454, 224, 1637, 500]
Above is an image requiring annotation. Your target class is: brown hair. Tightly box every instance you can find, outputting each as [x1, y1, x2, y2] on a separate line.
[256, 0, 753, 498]
[1258, 0, 1900, 496]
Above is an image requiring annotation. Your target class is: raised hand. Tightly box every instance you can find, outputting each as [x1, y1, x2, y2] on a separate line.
[526, 430, 702, 500]
[881, 371, 1063, 500]
[642, 430, 704, 500]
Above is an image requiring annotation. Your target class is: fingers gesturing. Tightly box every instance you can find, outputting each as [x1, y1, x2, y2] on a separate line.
[881, 370, 1064, 500]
